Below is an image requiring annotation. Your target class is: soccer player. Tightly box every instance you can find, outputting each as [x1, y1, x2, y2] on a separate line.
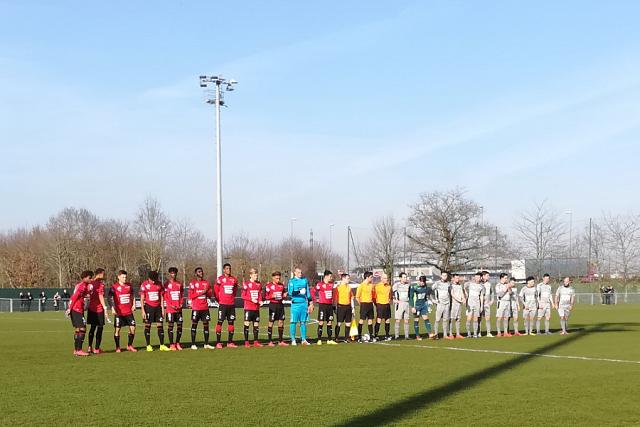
[494, 273, 512, 337]
[449, 273, 466, 339]
[432, 271, 452, 340]
[393, 272, 411, 340]
[164, 267, 184, 350]
[409, 275, 433, 340]
[555, 276, 576, 335]
[312, 270, 337, 345]
[87, 268, 109, 354]
[140, 271, 169, 351]
[265, 271, 288, 347]
[480, 271, 495, 337]
[214, 263, 239, 348]
[242, 268, 263, 348]
[464, 272, 485, 338]
[536, 273, 555, 335]
[508, 277, 523, 336]
[519, 276, 538, 335]
[373, 273, 392, 342]
[334, 273, 355, 343]
[109, 270, 137, 353]
[188, 267, 214, 350]
[355, 271, 375, 342]
[66, 270, 93, 356]
[288, 267, 314, 346]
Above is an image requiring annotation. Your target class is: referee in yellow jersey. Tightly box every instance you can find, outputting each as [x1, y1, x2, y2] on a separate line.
[355, 272, 375, 342]
[373, 273, 393, 341]
[334, 273, 354, 343]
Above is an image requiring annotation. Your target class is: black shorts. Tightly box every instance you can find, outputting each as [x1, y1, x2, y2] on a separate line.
[359, 302, 374, 320]
[87, 310, 105, 326]
[144, 305, 163, 323]
[376, 303, 391, 320]
[192, 310, 211, 323]
[317, 303, 334, 322]
[217, 304, 236, 322]
[70, 311, 86, 328]
[269, 303, 285, 322]
[244, 310, 260, 323]
[336, 304, 353, 323]
[115, 314, 136, 328]
[166, 311, 183, 323]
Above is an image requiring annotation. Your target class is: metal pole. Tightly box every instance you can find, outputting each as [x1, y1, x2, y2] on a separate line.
[347, 226, 350, 275]
[588, 218, 592, 274]
[494, 226, 498, 271]
[290, 218, 296, 277]
[403, 227, 407, 273]
[215, 82, 223, 277]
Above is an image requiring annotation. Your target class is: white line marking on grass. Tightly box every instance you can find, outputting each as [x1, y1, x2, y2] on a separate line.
[376, 342, 640, 365]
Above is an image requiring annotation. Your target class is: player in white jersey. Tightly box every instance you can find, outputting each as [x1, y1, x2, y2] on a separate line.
[464, 272, 485, 338]
[449, 273, 466, 339]
[393, 272, 412, 340]
[555, 276, 576, 335]
[536, 273, 555, 335]
[480, 271, 495, 337]
[431, 271, 452, 340]
[494, 273, 512, 337]
[509, 277, 523, 336]
[519, 276, 538, 335]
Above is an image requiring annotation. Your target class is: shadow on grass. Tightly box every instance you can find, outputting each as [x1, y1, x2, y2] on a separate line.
[333, 324, 604, 427]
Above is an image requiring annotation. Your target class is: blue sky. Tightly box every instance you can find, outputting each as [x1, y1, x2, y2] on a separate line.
[2, 0, 640, 249]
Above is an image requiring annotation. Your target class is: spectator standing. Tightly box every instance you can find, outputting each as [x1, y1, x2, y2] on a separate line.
[40, 292, 47, 312]
[27, 292, 33, 312]
[53, 292, 61, 311]
[62, 289, 69, 309]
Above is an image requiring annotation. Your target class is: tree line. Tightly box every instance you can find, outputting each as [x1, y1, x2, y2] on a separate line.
[2, 189, 639, 288]
[0, 197, 343, 288]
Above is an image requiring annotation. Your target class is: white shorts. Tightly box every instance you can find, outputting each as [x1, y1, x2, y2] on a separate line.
[394, 301, 411, 320]
[435, 304, 450, 321]
[523, 307, 537, 318]
[558, 305, 572, 318]
[537, 305, 551, 318]
[466, 305, 481, 318]
[496, 302, 510, 318]
[482, 304, 492, 317]
[450, 302, 463, 320]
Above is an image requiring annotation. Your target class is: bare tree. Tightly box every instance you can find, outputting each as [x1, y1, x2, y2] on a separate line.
[407, 188, 486, 272]
[365, 216, 402, 278]
[134, 197, 171, 273]
[602, 213, 640, 280]
[514, 200, 566, 263]
[168, 219, 206, 284]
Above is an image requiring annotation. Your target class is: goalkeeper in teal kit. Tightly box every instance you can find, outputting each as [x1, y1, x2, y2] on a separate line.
[288, 267, 314, 346]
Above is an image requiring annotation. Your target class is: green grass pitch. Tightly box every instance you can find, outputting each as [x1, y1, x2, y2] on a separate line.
[1, 305, 639, 426]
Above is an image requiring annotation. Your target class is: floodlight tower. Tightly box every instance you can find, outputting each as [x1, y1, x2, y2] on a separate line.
[199, 75, 238, 276]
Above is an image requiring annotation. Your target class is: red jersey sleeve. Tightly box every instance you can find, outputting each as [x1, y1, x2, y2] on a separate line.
[241, 283, 250, 302]
[206, 282, 213, 298]
[188, 283, 196, 300]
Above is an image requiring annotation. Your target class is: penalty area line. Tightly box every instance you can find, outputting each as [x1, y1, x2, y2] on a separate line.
[375, 342, 640, 365]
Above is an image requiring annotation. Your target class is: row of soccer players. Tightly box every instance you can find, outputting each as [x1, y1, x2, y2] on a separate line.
[427, 271, 577, 339]
[66, 264, 346, 354]
[65, 265, 576, 355]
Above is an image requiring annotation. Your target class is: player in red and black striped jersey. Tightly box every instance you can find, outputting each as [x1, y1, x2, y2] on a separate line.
[241, 268, 263, 348]
[109, 270, 138, 352]
[188, 267, 214, 350]
[66, 270, 93, 356]
[164, 267, 184, 350]
[140, 271, 169, 352]
[312, 270, 337, 345]
[214, 263, 239, 348]
[86, 268, 109, 354]
[265, 271, 288, 347]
